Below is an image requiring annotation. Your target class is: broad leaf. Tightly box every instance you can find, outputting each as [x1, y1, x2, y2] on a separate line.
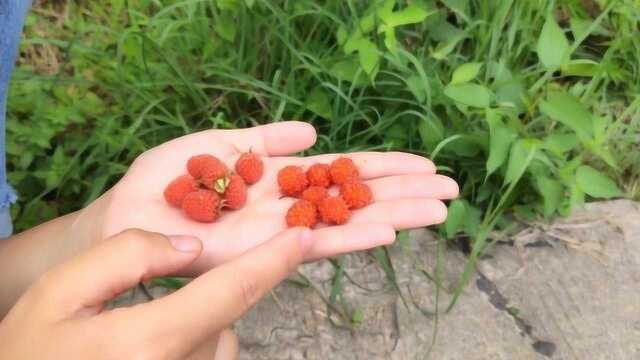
[418, 117, 444, 151]
[445, 199, 466, 238]
[357, 39, 380, 77]
[378, 4, 429, 29]
[535, 176, 563, 217]
[537, 15, 569, 70]
[540, 91, 593, 141]
[576, 165, 622, 199]
[406, 75, 426, 103]
[561, 59, 599, 77]
[329, 59, 368, 85]
[451, 62, 483, 85]
[505, 139, 538, 185]
[486, 110, 517, 177]
[214, 17, 237, 42]
[543, 133, 579, 155]
[305, 88, 332, 119]
[444, 84, 492, 108]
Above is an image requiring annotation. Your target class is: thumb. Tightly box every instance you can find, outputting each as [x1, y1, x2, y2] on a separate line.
[44, 229, 201, 317]
[122, 227, 312, 353]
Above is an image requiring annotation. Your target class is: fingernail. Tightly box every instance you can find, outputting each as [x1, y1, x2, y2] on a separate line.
[168, 235, 202, 253]
[298, 228, 314, 254]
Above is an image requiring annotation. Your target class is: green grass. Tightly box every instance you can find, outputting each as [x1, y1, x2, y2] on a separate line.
[7, 0, 640, 312]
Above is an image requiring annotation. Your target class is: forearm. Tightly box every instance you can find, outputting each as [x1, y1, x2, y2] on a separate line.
[0, 194, 108, 317]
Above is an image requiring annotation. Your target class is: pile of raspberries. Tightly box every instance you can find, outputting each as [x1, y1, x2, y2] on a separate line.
[281, 157, 373, 228]
[163, 153, 263, 222]
[163, 154, 373, 228]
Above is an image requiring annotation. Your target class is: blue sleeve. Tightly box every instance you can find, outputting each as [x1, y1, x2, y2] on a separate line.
[0, 0, 32, 237]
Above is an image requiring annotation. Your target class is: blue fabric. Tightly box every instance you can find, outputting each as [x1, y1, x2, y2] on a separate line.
[1, 0, 31, 237]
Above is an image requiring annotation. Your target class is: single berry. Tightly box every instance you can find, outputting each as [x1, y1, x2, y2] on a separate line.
[340, 181, 373, 209]
[223, 175, 247, 210]
[182, 190, 221, 223]
[235, 153, 264, 185]
[278, 165, 309, 196]
[329, 157, 359, 185]
[286, 200, 318, 228]
[306, 163, 331, 188]
[318, 196, 351, 225]
[301, 186, 329, 205]
[187, 154, 228, 189]
[163, 175, 199, 208]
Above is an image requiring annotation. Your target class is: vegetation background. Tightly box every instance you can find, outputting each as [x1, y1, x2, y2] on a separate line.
[7, 0, 639, 309]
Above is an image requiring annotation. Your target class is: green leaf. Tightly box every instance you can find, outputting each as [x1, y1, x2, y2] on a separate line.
[570, 17, 591, 39]
[463, 204, 482, 236]
[431, 34, 464, 60]
[356, 39, 380, 77]
[540, 91, 593, 141]
[486, 110, 517, 177]
[378, 4, 429, 29]
[575, 165, 622, 199]
[383, 28, 398, 54]
[396, 230, 411, 252]
[406, 75, 426, 103]
[505, 139, 538, 185]
[544, 133, 579, 155]
[561, 59, 599, 77]
[337, 25, 348, 46]
[444, 84, 492, 108]
[418, 117, 444, 150]
[351, 308, 364, 325]
[535, 176, 563, 217]
[305, 88, 332, 119]
[450, 62, 483, 85]
[244, 0, 255, 8]
[151, 277, 188, 289]
[329, 59, 368, 85]
[441, 0, 469, 19]
[536, 15, 569, 70]
[445, 200, 466, 238]
[214, 17, 237, 42]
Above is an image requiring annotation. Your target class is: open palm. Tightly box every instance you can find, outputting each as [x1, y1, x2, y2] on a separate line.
[101, 122, 458, 274]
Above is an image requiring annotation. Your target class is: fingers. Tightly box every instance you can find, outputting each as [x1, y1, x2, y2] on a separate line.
[305, 223, 396, 262]
[366, 174, 459, 201]
[215, 121, 317, 156]
[215, 329, 239, 360]
[42, 229, 202, 317]
[130, 227, 313, 350]
[351, 199, 448, 230]
[184, 329, 238, 360]
[282, 152, 436, 179]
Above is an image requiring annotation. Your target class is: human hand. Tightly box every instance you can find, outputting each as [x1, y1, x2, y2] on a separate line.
[0, 227, 321, 359]
[94, 122, 458, 273]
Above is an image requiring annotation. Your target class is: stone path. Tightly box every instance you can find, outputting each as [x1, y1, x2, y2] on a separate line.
[235, 200, 640, 359]
[109, 200, 640, 359]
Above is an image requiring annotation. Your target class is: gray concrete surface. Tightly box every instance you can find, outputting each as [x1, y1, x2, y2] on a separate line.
[109, 200, 640, 359]
[234, 200, 640, 359]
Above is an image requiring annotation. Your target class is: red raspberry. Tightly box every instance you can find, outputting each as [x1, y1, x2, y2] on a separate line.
[235, 152, 263, 185]
[318, 196, 351, 225]
[306, 163, 331, 188]
[286, 200, 318, 228]
[223, 175, 247, 210]
[278, 165, 309, 196]
[340, 181, 373, 209]
[301, 186, 329, 205]
[182, 190, 221, 223]
[187, 154, 228, 189]
[163, 175, 199, 208]
[329, 157, 359, 185]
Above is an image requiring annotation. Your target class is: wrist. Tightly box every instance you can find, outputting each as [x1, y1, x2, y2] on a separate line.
[70, 190, 112, 252]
